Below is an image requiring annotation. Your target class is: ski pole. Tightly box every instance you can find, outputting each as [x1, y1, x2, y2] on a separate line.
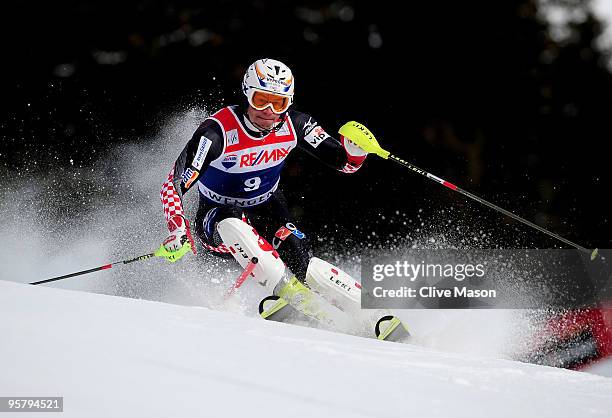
[30, 252, 157, 285]
[339, 121, 599, 260]
[30, 242, 193, 285]
[226, 257, 258, 298]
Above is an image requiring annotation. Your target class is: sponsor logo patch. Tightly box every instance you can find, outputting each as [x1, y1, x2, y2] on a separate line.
[193, 136, 212, 170]
[227, 129, 239, 146]
[239, 146, 292, 167]
[274, 226, 292, 241]
[304, 125, 330, 149]
[291, 228, 305, 239]
[232, 243, 250, 259]
[281, 222, 305, 239]
[275, 122, 290, 137]
[221, 154, 238, 169]
[304, 117, 317, 132]
[181, 168, 199, 189]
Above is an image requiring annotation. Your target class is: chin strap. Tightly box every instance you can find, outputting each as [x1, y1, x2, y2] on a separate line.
[269, 113, 288, 133]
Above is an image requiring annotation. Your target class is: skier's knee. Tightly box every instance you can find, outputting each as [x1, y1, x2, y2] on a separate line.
[193, 205, 244, 258]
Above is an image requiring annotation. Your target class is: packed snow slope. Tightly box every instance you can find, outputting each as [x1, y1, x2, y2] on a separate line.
[1, 281, 611, 418]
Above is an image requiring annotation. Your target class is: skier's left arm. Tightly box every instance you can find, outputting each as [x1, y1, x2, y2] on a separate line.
[290, 111, 368, 174]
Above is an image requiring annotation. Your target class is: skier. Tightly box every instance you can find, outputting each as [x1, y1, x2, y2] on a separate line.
[159, 58, 378, 293]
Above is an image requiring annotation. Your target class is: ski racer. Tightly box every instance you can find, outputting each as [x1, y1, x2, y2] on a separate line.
[159, 58, 377, 291]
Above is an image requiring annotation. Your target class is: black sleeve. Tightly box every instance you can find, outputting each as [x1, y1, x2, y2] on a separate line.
[288, 110, 348, 170]
[172, 119, 224, 198]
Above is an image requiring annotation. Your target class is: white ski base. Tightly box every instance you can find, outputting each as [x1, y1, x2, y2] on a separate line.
[1, 280, 611, 418]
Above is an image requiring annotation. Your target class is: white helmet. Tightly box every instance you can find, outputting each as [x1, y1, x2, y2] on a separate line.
[242, 58, 294, 112]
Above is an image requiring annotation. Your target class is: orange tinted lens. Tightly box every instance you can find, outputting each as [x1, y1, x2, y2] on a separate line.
[269, 95, 288, 112]
[251, 91, 289, 112]
[251, 92, 270, 108]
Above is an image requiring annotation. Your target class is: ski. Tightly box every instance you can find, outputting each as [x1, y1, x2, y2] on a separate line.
[260, 276, 411, 343]
[375, 315, 411, 343]
[272, 275, 355, 331]
[258, 295, 317, 326]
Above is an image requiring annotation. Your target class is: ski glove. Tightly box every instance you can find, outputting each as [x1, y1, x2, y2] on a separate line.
[159, 215, 196, 262]
[338, 121, 390, 159]
[340, 135, 368, 167]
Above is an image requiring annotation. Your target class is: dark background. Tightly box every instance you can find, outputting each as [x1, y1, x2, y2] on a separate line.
[3, 0, 612, 250]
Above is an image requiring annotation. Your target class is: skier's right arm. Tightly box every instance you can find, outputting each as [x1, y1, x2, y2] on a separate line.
[160, 120, 224, 255]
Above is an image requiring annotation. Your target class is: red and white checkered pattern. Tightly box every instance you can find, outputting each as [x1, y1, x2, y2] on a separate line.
[160, 168, 185, 223]
[202, 242, 231, 254]
[340, 163, 361, 173]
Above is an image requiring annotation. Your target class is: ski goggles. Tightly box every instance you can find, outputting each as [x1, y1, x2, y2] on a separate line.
[247, 90, 292, 114]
